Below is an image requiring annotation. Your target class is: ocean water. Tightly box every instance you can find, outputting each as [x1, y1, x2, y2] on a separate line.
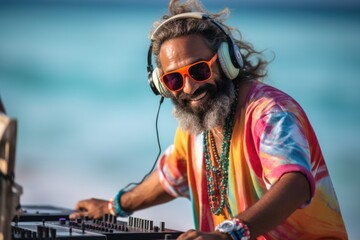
[1, 2, 359, 238]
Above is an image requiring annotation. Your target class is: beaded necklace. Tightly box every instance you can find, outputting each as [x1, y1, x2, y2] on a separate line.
[203, 84, 238, 216]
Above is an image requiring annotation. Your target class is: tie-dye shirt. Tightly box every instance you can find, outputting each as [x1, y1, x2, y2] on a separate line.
[157, 81, 347, 239]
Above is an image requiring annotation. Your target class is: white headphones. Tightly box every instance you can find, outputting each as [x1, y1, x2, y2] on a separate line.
[147, 12, 244, 98]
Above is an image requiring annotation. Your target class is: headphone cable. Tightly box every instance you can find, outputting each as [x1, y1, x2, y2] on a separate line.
[122, 96, 164, 191]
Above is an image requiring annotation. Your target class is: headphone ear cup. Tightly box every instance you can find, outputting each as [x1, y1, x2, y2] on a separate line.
[217, 42, 240, 80]
[152, 67, 172, 98]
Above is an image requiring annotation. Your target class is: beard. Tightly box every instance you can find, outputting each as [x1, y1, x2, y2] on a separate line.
[171, 78, 236, 135]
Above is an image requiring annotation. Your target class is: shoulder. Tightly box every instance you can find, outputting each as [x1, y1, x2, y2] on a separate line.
[245, 81, 305, 117]
[248, 81, 295, 104]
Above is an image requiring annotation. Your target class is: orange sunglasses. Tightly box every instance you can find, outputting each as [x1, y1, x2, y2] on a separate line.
[160, 53, 218, 92]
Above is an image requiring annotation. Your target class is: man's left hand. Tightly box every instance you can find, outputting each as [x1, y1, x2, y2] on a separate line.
[176, 229, 232, 240]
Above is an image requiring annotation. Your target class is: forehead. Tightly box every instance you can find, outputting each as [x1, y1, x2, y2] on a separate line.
[159, 34, 213, 71]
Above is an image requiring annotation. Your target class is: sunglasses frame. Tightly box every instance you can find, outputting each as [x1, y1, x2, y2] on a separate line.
[160, 53, 218, 92]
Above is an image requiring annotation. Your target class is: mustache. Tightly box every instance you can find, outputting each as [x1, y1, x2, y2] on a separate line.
[177, 84, 213, 101]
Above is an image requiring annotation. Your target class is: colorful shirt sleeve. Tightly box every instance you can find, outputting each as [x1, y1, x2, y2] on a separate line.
[157, 129, 190, 198]
[254, 106, 316, 202]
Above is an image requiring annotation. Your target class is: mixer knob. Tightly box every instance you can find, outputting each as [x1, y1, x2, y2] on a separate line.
[20, 230, 25, 239]
[26, 230, 33, 238]
[108, 214, 113, 223]
[81, 221, 86, 233]
[149, 220, 154, 231]
[37, 225, 43, 238]
[141, 219, 145, 229]
[50, 228, 56, 239]
[128, 216, 133, 227]
[59, 218, 66, 225]
[44, 227, 50, 238]
[160, 221, 165, 231]
[103, 214, 109, 222]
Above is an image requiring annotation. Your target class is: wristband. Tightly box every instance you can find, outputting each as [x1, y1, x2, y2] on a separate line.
[215, 218, 250, 240]
[109, 189, 133, 217]
[232, 218, 250, 240]
[108, 199, 116, 215]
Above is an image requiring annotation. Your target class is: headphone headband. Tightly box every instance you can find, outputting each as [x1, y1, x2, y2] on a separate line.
[147, 12, 244, 97]
[151, 12, 206, 40]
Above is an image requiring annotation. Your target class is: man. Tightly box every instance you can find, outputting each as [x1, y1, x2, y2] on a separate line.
[70, 0, 348, 239]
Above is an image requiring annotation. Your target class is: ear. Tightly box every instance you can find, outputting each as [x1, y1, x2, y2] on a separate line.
[152, 67, 173, 98]
[217, 42, 240, 80]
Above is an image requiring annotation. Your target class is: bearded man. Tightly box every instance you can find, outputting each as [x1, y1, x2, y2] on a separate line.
[70, 0, 347, 239]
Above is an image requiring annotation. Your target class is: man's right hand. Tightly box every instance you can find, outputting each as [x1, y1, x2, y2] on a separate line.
[69, 198, 110, 219]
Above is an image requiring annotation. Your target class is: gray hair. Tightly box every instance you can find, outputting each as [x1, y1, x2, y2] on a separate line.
[150, 0, 268, 81]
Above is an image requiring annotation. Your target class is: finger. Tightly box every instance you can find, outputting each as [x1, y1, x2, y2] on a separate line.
[69, 212, 82, 219]
[74, 200, 86, 211]
[70, 206, 93, 219]
[70, 210, 91, 220]
[177, 229, 198, 240]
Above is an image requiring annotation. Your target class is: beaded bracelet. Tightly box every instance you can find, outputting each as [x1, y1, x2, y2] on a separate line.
[108, 199, 116, 215]
[232, 218, 250, 240]
[109, 189, 133, 217]
[215, 218, 251, 240]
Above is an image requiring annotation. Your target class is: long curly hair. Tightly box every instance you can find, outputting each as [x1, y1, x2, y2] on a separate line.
[150, 0, 268, 82]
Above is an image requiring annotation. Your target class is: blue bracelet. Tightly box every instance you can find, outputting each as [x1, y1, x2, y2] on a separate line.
[113, 189, 133, 217]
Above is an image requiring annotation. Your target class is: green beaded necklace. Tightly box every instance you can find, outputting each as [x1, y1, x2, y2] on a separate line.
[203, 84, 238, 216]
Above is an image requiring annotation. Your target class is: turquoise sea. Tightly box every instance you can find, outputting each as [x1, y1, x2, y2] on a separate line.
[1, 2, 359, 238]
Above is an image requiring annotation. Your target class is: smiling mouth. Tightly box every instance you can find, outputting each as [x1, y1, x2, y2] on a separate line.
[190, 91, 208, 102]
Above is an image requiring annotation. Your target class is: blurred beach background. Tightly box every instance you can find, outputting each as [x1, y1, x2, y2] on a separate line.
[1, 0, 359, 238]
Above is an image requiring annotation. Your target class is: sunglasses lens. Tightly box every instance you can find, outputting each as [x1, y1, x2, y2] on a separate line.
[189, 62, 211, 81]
[161, 59, 213, 92]
[162, 72, 183, 91]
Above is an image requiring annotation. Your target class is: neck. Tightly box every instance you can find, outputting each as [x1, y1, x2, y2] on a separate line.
[212, 126, 223, 136]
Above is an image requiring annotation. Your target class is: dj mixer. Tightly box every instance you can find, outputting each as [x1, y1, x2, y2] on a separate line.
[11, 205, 183, 240]
[1, 103, 183, 240]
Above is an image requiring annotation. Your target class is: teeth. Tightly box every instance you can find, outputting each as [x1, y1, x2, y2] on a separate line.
[191, 92, 207, 101]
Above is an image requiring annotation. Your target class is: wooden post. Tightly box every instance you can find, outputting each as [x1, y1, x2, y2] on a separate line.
[0, 104, 22, 240]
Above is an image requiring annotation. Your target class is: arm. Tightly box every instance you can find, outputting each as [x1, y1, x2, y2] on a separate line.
[234, 171, 310, 238]
[120, 170, 175, 212]
[70, 171, 175, 219]
[239, 107, 312, 237]
[177, 171, 310, 240]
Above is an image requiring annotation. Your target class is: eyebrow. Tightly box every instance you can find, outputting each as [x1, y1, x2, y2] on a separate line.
[164, 57, 209, 73]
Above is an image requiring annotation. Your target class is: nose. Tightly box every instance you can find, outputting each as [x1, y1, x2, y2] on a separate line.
[182, 75, 200, 95]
